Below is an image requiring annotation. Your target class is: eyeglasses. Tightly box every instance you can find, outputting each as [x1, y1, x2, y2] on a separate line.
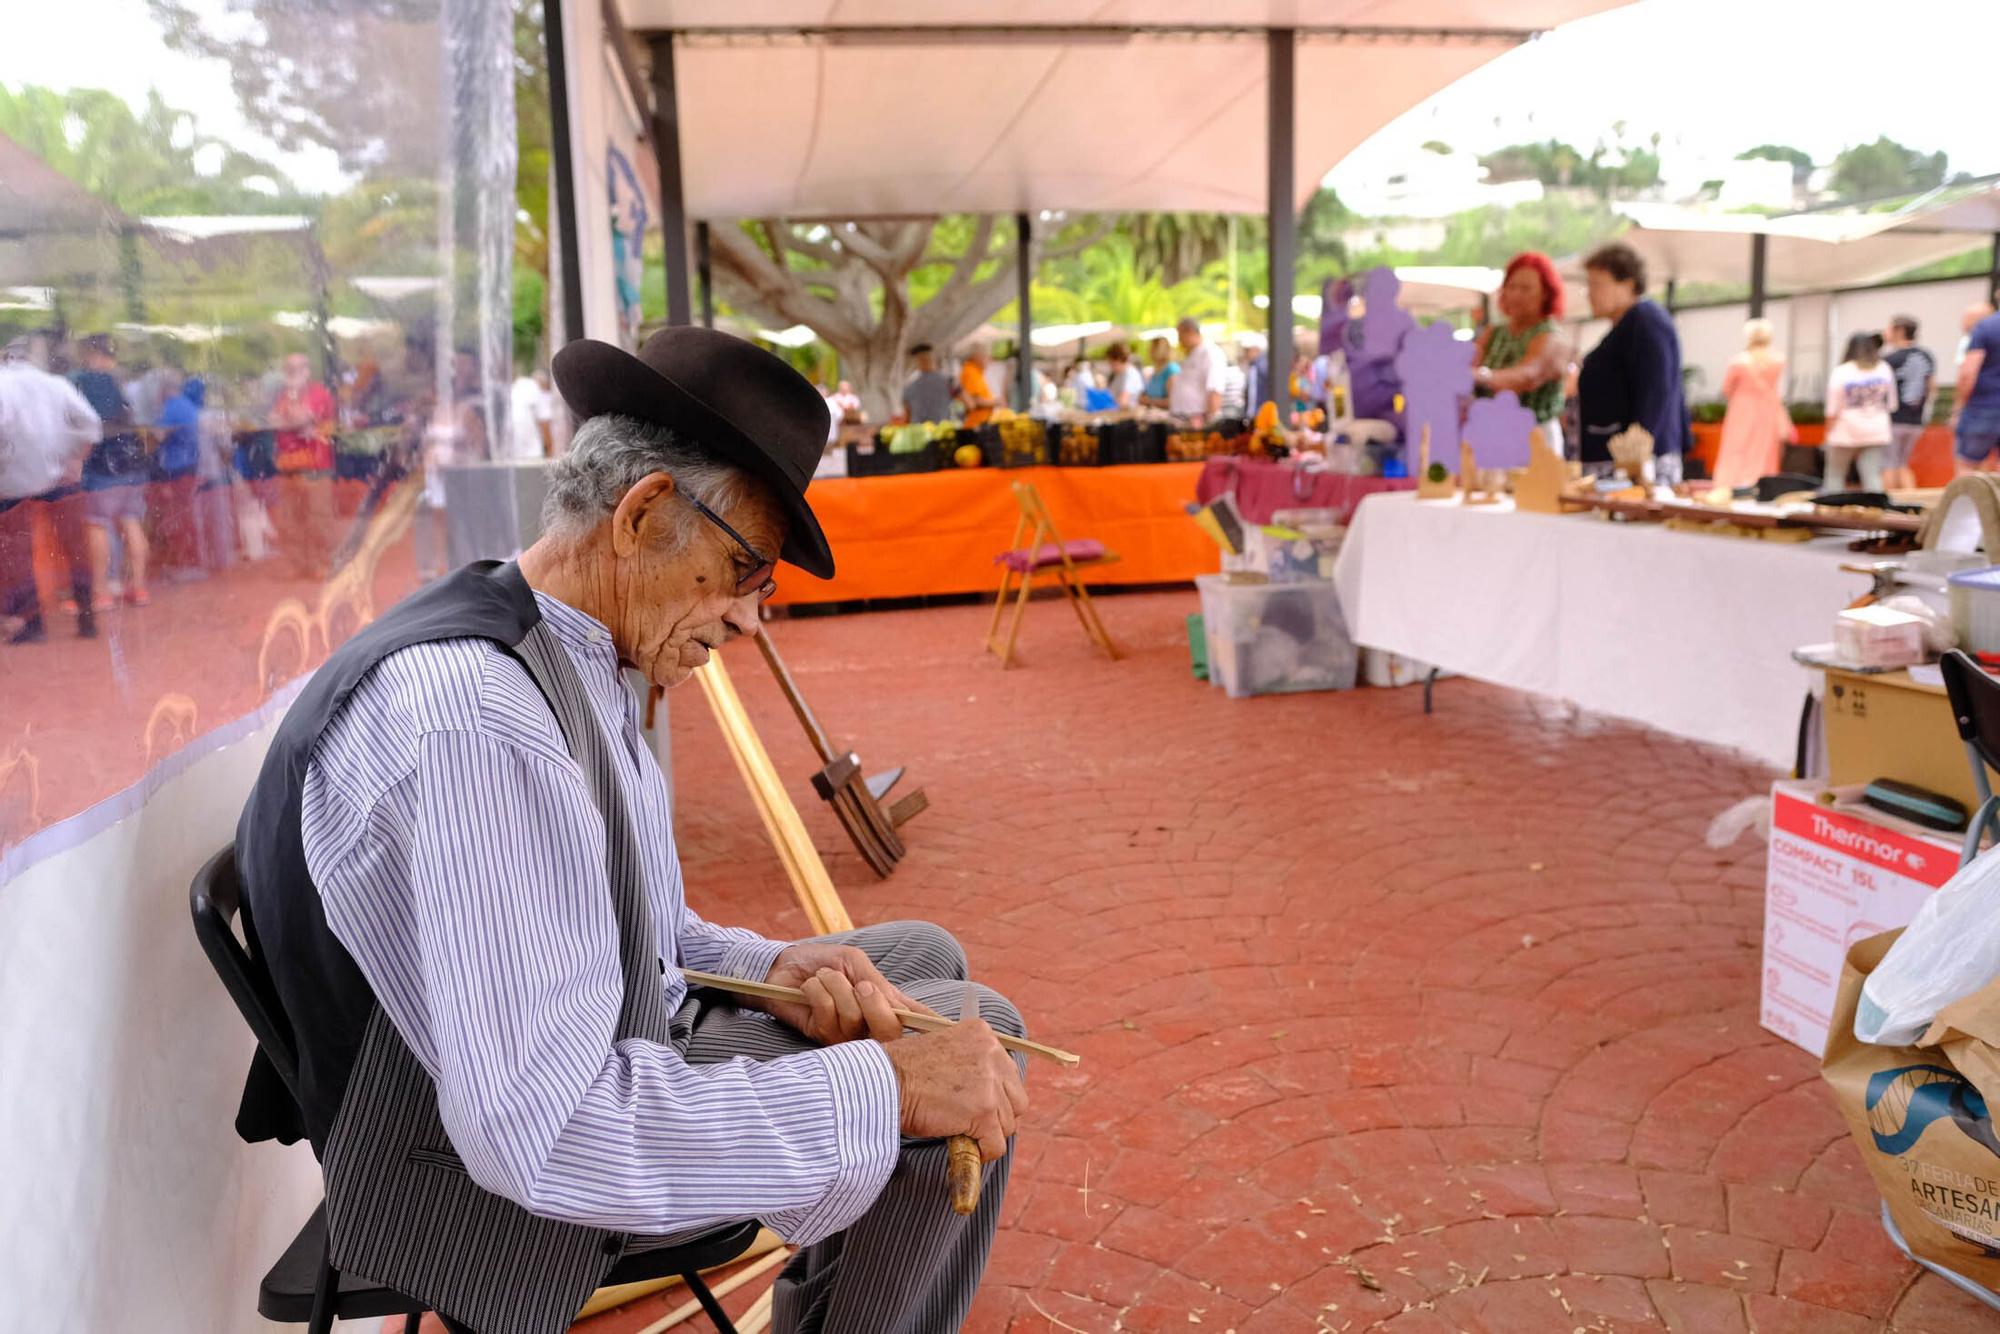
[681, 491, 777, 600]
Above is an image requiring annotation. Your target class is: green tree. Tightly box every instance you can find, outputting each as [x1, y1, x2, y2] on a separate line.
[1117, 213, 1236, 286]
[708, 215, 1110, 420]
[1828, 137, 1948, 201]
[0, 84, 299, 214]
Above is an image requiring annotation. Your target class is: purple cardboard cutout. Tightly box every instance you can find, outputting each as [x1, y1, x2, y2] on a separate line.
[1465, 390, 1539, 469]
[1393, 320, 1474, 474]
[1319, 268, 1414, 428]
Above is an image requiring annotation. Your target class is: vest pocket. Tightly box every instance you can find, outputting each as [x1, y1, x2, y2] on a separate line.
[406, 1144, 470, 1175]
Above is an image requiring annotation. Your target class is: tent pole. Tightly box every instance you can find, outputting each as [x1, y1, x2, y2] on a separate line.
[1989, 231, 2000, 301]
[696, 221, 714, 328]
[1015, 211, 1033, 411]
[1266, 27, 1296, 414]
[649, 34, 693, 326]
[1748, 233, 1768, 319]
[1663, 279, 1677, 314]
[544, 0, 586, 345]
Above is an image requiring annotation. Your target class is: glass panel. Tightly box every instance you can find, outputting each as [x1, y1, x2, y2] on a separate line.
[0, 0, 528, 857]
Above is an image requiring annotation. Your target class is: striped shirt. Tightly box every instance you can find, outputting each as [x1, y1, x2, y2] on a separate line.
[300, 592, 899, 1244]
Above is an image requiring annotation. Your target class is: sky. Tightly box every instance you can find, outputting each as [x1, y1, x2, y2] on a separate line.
[1328, 0, 2000, 208]
[4, 0, 1998, 210]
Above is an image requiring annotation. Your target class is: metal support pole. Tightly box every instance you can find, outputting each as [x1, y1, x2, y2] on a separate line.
[1015, 210, 1033, 411]
[696, 221, 714, 328]
[1748, 233, 1768, 319]
[543, 0, 586, 345]
[649, 34, 692, 326]
[1664, 279, 1678, 313]
[1989, 232, 2000, 302]
[1265, 28, 1296, 414]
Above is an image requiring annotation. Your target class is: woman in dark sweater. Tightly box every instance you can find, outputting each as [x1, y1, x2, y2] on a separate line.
[1577, 242, 1690, 484]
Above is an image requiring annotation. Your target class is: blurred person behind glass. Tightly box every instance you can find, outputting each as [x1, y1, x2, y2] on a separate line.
[266, 351, 338, 580]
[0, 337, 100, 642]
[1473, 252, 1571, 454]
[71, 334, 152, 606]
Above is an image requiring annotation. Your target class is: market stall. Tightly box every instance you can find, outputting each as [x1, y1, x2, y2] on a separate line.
[771, 462, 1218, 605]
[1331, 492, 1863, 767]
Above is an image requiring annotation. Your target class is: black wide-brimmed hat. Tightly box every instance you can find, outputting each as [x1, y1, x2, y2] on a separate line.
[552, 327, 835, 578]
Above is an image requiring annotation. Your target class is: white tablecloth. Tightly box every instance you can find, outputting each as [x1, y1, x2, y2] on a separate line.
[1331, 493, 1865, 769]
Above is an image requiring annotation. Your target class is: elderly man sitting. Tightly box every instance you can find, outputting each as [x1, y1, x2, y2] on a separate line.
[232, 329, 1029, 1334]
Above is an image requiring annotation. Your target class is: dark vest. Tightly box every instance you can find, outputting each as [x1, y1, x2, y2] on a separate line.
[235, 561, 672, 1334]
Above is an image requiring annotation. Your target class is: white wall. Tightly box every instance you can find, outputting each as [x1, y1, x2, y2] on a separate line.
[0, 718, 322, 1333]
[1668, 275, 1989, 404]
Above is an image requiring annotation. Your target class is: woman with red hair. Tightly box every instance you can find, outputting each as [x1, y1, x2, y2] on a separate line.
[1474, 251, 1572, 453]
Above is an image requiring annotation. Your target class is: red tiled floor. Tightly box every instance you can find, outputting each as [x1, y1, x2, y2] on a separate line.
[546, 587, 1955, 1332]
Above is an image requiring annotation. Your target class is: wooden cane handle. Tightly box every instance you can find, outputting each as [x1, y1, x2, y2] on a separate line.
[946, 1135, 982, 1215]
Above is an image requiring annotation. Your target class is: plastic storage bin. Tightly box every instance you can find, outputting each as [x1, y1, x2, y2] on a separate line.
[1195, 575, 1358, 698]
[1950, 566, 2000, 656]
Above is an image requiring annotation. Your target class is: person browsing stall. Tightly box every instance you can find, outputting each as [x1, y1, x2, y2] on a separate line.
[1880, 316, 1934, 492]
[1576, 243, 1690, 483]
[1140, 335, 1179, 409]
[233, 328, 1032, 1334]
[959, 343, 1000, 427]
[1170, 317, 1223, 426]
[1824, 332, 1896, 492]
[1712, 319, 1793, 490]
[1955, 297, 2000, 475]
[1103, 341, 1145, 410]
[1472, 251, 1571, 453]
[902, 343, 954, 424]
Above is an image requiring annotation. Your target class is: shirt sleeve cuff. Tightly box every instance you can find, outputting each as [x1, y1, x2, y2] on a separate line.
[765, 1039, 901, 1248]
[714, 936, 789, 988]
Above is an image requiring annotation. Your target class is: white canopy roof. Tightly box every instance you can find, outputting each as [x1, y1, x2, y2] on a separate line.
[618, 2, 1631, 219]
[1615, 187, 2000, 294]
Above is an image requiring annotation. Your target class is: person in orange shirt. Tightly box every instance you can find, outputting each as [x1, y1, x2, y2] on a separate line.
[959, 344, 1000, 427]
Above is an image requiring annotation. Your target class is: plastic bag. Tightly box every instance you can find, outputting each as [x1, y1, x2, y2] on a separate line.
[1858, 843, 2000, 1045]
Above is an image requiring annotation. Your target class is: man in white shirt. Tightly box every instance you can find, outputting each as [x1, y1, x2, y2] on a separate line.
[0, 342, 102, 640]
[1169, 317, 1223, 426]
[507, 369, 555, 459]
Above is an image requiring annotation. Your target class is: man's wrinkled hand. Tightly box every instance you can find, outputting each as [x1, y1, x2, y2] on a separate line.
[758, 943, 935, 1046]
[882, 1018, 1029, 1162]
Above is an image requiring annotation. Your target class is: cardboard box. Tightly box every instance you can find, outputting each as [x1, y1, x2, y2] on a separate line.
[1762, 781, 1957, 1055]
[1822, 667, 1981, 814]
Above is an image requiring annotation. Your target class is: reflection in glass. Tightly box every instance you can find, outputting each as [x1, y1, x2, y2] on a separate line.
[0, 0, 528, 854]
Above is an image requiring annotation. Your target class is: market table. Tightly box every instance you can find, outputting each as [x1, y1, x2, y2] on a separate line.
[772, 462, 1218, 605]
[1194, 457, 1413, 524]
[1331, 492, 1867, 769]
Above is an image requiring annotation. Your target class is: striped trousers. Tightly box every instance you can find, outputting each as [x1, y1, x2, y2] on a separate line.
[676, 920, 1026, 1334]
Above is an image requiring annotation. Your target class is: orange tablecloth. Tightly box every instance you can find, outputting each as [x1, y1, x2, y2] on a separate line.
[771, 463, 1217, 605]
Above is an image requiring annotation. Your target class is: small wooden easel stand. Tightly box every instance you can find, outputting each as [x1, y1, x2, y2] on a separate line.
[1414, 425, 1456, 500]
[1459, 441, 1499, 505]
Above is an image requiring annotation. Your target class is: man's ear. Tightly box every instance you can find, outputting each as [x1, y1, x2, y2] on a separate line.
[610, 471, 676, 557]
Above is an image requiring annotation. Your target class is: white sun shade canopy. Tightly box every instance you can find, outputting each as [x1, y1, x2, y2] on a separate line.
[617, 1, 1632, 219]
[1615, 189, 2000, 294]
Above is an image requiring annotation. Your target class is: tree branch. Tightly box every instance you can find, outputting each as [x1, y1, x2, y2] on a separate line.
[708, 222, 862, 344]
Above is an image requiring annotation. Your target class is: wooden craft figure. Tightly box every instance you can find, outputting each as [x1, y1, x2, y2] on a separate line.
[1320, 268, 1415, 425]
[1463, 390, 1537, 470]
[1394, 319, 1474, 476]
[1513, 429, 1569, 514]
[1459, 441, 1499, 505]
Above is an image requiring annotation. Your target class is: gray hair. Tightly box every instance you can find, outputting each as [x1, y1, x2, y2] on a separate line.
[540, 413, 751, 547]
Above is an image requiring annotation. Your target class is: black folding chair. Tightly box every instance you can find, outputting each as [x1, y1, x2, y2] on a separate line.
[191, 845, 758, 1334]
[1939, 651, 2000, 870]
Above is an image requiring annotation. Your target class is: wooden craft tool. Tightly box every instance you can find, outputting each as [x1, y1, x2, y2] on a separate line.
[678, 968, 1081, 1067]
[1413, 425, 1456, 500]
[946, 979, 984, 1216]
[693, 656, 854, 935]
[755, 629, 926, 879]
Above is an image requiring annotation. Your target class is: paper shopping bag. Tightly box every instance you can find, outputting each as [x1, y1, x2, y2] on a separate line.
[1823, 928, 2000, 1289]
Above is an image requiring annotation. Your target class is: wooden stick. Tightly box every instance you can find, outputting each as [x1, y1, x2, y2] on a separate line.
[679, 968, 1082, 1067]
[574, 1229, 786, 1319]
[693, 655, 854, 935]
[630, 1245, 789, 1334]
[735, 1285, 776, 1334]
